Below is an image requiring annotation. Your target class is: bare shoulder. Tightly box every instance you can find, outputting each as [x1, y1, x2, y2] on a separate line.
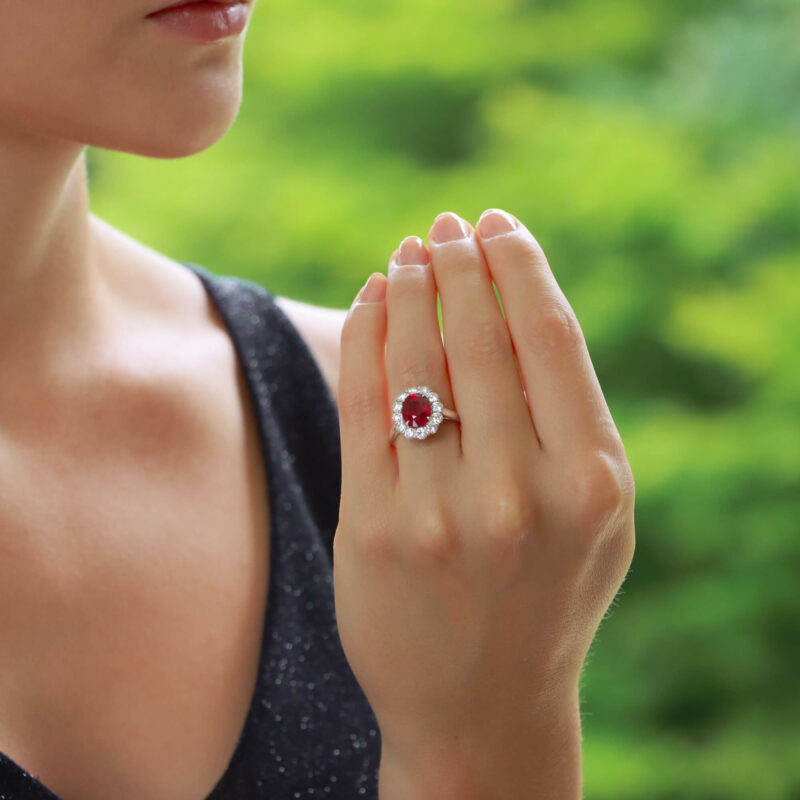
[272, 295, 348, 405]
[89, 214, 347, 406]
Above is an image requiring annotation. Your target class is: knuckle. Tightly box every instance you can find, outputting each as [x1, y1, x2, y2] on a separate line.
[568, 450, 632, 539]
[406, 507, 461, 564]
[392, 351, 442, 394]
[478, 481, 534, 549]
[458, 317, 510, 368]
[528, 301, 584, 358]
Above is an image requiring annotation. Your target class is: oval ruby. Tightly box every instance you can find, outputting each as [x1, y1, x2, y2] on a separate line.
[401, 393, 431, 429]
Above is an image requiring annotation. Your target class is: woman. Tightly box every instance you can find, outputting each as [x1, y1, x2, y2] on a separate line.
[0, 0, 636, 798]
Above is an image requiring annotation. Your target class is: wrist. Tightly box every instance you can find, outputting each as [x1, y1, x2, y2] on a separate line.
[377, 687, 583, 800]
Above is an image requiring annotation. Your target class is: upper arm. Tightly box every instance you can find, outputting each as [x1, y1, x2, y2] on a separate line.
[273, 295, 347, 405]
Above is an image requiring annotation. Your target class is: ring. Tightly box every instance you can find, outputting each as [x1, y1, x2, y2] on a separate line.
[389, 385, 460, 445]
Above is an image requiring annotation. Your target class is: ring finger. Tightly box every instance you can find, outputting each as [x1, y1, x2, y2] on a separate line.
[386, 235, 462, 484]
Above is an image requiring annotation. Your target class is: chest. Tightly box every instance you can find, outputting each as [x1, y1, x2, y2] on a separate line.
[0, 388, 271, 800]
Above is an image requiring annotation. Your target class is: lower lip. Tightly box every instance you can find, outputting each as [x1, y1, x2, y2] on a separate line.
[146, 1, 249, 42]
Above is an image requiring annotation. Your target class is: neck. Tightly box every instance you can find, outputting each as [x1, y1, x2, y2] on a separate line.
[0, 132, 106, 372]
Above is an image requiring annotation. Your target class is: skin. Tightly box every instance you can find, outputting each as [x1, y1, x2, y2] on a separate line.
[336, 213, 636, 799]
[0, 1, 636, 799]
[0, 1, 342, 799]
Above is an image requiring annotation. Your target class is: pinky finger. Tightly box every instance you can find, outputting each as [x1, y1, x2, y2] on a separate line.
[338, 272, 395, 506]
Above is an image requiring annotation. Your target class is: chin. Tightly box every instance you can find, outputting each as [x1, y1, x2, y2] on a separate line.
[112, 98, 243, 160]
[1, 71, 245, 161]
[0, 0, 256, 157]
[87, 64, 245, 159]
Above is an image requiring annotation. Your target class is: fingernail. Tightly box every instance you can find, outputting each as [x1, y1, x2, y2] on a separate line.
[356, 273, 386, 303]
[396, 235, 429, 266]
[430, 212, 469, 245]
[476, 209, 518, 239]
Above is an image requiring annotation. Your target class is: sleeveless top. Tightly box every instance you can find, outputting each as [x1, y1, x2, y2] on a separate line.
[0, 261, 382, 800]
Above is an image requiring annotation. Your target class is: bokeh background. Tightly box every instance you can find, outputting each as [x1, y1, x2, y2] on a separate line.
[87, 0, 800, 797]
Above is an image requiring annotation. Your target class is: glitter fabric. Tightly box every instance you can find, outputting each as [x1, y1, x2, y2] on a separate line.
[0, 261, 382, 799]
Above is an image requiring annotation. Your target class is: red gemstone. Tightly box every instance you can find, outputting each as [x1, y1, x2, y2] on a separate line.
[401, 393, 432, 429]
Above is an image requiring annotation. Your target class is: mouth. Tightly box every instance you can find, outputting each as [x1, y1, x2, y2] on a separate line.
[146, 0, 247, 17]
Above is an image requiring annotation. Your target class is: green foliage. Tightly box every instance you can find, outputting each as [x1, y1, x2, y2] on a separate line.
[88, 0, 800, 796]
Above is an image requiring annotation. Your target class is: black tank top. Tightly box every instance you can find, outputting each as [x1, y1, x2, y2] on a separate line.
[0, 261, 382, 799]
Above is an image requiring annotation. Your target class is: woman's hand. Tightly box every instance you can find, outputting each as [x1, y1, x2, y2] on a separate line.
[333, 209, 636, 800]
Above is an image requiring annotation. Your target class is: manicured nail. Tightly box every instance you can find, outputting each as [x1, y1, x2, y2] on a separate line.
[396, 235, 429, 266]
[430, 212, 469, 245]
[476, 209, 518, 239]
[357, 273, 386, 303]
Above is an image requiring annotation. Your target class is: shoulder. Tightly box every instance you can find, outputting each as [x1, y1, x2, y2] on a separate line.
[89, 214, 348, 406]
[271, 295, 348, 405]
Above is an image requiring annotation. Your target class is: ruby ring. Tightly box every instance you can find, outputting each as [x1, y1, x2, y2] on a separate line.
[389, 385, 460, 445]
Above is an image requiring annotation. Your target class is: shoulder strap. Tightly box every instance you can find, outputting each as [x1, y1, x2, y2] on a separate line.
[182, 262, 343, 556]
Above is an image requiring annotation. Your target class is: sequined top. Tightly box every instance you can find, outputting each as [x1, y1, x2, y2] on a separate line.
[0, 262, 382, 800]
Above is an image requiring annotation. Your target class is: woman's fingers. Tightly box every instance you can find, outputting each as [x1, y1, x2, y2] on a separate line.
[475, 209, 622, 455]
[385, 236, 462, 483]
[338, 272, 396, 508]
[337, 202, 616, 519]
[427, 212, 538, 464]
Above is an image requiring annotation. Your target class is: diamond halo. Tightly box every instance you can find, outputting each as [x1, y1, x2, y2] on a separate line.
[391, 385, 445, 441]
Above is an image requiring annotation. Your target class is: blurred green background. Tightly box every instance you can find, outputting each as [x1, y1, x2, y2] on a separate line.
[87, 0, 800, 797]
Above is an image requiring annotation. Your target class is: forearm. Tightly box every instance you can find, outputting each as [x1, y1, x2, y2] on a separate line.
[377, 689, 583, 800]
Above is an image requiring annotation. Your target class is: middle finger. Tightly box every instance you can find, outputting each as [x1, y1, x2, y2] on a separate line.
[427, 212, 537, 463]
